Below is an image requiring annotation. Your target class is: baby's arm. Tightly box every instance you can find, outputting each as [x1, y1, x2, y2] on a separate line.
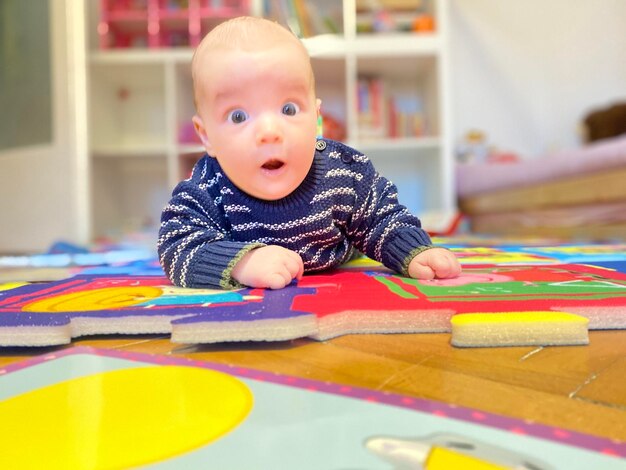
[158, 157, 305, 290]
[231, 246, 304, 289]
[343, 154, 460, 280]
[158, 157, 269, 290]
[407, 247, 461, 280]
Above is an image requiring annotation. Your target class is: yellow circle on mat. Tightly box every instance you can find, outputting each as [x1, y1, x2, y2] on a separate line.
[22, 286, 163, 312]
[0, 366, 253, 468]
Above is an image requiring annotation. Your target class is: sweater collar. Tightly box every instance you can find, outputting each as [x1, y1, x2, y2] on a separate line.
[216, 150, 327, 213]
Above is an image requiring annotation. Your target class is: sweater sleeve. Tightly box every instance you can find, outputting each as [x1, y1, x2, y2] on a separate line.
[346, 159, 433, 275]
[157, 159, 264, 289]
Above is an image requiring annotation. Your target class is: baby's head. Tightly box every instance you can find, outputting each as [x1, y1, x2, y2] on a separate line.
[191, 17, 320, 201]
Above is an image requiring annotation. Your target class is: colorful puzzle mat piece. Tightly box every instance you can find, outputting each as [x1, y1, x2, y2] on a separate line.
[0, 347, 624, 468]
[2, 257, 626, 346]
[448, 243, 626, 266]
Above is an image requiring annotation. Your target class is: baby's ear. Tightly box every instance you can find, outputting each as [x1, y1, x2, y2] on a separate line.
[192, 115, 215, 156]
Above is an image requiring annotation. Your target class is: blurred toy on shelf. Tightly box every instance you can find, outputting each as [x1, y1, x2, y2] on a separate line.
[319, 113, 346, 142]
[356, 0, 435, 34]
[411, 13, 435, 32]
[455, 129, 490, 164]
[372, 9, 396, 33]
[455, 129, 520, 164]
[178, 121, 202, 145]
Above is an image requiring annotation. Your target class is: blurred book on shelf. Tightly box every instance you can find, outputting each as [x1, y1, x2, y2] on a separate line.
[357, 76, 427, 140]
[388, 92, 426, 138]
[357, 77, 387, 139]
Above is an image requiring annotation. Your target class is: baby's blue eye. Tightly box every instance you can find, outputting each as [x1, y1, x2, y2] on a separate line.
[282, 102, 299, 116]
[228, 109, 248, 124]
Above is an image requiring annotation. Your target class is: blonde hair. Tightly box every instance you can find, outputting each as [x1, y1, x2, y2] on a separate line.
[191, 16, 314, 109]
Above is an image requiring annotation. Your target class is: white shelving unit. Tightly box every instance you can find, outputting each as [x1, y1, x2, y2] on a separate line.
[86, 0, 453, 241]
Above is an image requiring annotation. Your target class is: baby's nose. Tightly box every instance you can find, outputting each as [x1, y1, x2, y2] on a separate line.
[256, 114, 283, 144]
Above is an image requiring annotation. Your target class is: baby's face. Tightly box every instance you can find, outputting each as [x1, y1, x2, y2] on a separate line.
[193, 42, 319, 201]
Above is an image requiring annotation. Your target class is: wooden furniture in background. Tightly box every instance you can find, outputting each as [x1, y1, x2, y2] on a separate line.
[459, 166, 626, 239]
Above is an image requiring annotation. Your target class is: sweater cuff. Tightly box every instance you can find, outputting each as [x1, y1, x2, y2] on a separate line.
[382, 229, 433, 275]
[188, 241, 265, 289]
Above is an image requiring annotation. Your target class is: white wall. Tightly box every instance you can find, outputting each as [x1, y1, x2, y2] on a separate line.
[449, 0, 626, 158]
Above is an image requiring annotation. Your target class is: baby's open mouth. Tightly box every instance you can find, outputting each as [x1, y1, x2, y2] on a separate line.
[261, 159, 284, 170]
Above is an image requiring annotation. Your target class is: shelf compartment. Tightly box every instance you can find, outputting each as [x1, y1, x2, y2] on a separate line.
[91, 157, 170, 240]
[366, 146, 443, 214]
[355, 54, 440, 141]
[89, 63, 168, 152]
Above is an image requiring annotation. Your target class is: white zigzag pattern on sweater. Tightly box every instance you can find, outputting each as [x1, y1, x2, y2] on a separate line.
[179, 193, 211, 219]
[304, 238, 352, 270]
[157, 224, 199, 251]
[352, 173, 384, 226]
[253, 226, 335, 245]
[199, 159, 208, 179]
[167, 230, 205, 282]
[224, 204, 251, 213]
[158, 226, 191, 261]
[311, 187, 357, 203]
[359, 183, 381, 251]
[166, 229, 226, 284]
[164, 194, 222, 231]
[371, 209, 408, 259]
[376, 220, 414, 261]
[231, 206, 352, 232]
[325, 168, 363, 181]
[198, 171, 222, 190]
[300, 233, 343, 264]
[180, 244, 201, 287]
[327, 151, 368, 163]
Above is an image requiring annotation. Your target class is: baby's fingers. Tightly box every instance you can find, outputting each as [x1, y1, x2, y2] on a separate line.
[265, 270, 292, 289]
[431, 253, 462, 279]
[285, 251, 304, 280]
[408, 262, 435, 280]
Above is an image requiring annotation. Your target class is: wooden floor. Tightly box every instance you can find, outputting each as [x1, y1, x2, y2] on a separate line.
[2, 330, 625, 443]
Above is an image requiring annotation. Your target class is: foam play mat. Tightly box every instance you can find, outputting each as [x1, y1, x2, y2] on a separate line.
[1, 241, 626, 347]
[0, 347, 624, 468]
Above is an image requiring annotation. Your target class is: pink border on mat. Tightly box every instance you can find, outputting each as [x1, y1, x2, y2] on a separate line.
[1, 346, 624, 459]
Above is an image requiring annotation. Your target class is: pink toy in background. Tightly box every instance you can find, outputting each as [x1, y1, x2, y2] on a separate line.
[98, 0, 251, 49]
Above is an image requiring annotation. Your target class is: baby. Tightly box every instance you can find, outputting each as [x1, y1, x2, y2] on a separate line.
[158, 16, 461, 290]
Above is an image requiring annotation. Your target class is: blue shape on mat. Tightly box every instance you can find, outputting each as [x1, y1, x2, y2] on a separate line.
[584, 260, 626, 274]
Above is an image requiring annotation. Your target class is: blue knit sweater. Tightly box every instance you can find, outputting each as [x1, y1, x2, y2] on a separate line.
[158, 138, 433, 289]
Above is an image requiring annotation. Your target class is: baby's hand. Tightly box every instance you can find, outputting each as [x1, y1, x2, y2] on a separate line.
[408, 248, 461, 280]
[231, 245, 304, 289]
